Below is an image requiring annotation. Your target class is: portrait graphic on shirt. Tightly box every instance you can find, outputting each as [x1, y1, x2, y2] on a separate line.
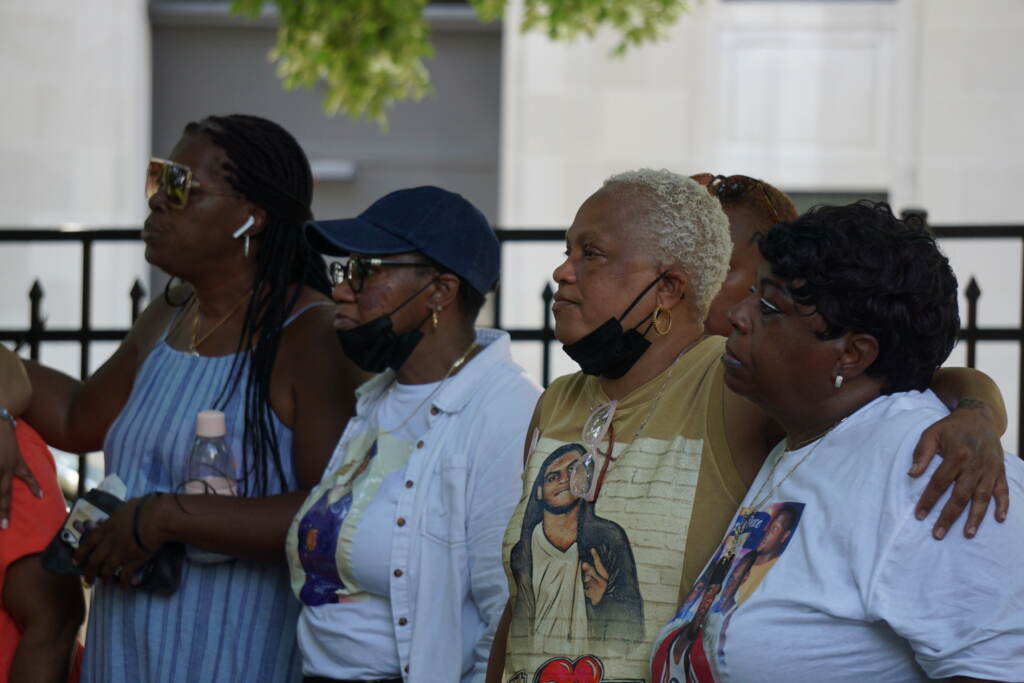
[504, 425, 708, 683]
[509, 443, 644, 646]
[290, 430, 414, 606]
[651, 502, 805, 683]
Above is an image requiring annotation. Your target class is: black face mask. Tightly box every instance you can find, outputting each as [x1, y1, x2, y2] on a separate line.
[562, 273, 665, 379]
[336, 281, 433, 373]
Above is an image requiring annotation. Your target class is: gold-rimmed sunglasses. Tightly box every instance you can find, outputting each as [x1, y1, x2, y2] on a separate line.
[328, 257, 433, 293]
[145, 157, 239, 210]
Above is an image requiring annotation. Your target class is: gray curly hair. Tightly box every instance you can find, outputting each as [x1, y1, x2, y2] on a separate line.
[602, 169, 732, 320]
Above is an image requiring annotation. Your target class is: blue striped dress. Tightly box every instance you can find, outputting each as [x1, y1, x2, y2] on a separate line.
[82, 325, 303, 682]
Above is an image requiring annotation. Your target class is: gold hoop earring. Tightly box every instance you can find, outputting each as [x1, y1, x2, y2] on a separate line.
[652, 305, 672, 336]
[432, 309, 440, 330]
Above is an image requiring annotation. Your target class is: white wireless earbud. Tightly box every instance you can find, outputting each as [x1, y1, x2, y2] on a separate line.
[233, 216, 256, 258]
[232, 215, 256, 239]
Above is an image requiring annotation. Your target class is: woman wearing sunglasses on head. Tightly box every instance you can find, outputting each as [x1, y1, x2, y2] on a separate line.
[0, 114, 363, 682]
[651, 202, 1024, 683]
[486, 170, 1008, 683]
[691, 174, 800, 339]
[290, 187, 540, 683]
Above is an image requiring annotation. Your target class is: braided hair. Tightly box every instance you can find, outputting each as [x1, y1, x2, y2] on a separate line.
[174, 114, 330, 496]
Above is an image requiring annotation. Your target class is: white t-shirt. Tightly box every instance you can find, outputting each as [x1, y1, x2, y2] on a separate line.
[651, 390, 1024, 683]
[294, 379, 439, 679]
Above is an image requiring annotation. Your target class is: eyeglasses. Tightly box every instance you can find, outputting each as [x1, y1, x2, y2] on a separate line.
[568, 400, 617, 499]
[703, 174, 783, 224]
[328, 257, 432, 293]
[146, 157, 239, 210]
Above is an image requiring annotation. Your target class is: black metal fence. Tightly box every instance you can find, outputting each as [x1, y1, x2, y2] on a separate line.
[3, 224, 1024, 491]
[0, 229, 147, 372]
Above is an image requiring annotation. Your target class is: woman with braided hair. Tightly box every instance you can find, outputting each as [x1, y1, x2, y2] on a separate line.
[3, 114, 363, 681]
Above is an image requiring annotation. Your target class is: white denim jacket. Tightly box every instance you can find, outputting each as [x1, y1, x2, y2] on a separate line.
[311, 329, 540, 683]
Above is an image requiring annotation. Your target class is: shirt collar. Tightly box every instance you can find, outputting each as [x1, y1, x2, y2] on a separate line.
[352, 328, 513, 416]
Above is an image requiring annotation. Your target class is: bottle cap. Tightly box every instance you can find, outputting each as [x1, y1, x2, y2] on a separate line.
[196, 410, 226, 438]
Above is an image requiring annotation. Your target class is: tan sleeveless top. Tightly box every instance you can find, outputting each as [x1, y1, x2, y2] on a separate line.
[499, 336, 747, 683]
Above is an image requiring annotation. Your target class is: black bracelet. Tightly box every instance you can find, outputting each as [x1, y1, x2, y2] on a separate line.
[132, 493, 158, 553]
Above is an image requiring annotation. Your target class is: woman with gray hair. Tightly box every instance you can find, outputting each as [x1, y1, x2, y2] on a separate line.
[487, 169, 1008, 683]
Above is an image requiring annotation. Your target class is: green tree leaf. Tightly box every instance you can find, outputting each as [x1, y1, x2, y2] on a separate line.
[230, 0, 691, 127]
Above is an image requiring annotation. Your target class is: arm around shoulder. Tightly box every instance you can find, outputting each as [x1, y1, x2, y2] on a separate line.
[912, 367, 1010, 539]
[931, 366, 1006, 434]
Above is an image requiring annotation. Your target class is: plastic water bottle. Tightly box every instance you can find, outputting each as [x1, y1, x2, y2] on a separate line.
[184, 410, 236, 563]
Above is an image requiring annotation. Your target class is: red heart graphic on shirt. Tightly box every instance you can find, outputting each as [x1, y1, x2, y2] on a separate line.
[535, 655, 604, 683]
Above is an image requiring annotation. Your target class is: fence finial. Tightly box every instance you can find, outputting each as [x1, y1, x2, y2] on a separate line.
[130, 279, 147, 323]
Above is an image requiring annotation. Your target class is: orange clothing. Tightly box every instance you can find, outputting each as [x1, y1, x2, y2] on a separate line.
[0, 421, 69, 682]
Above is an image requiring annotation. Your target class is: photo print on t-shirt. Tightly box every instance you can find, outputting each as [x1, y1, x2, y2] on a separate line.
[291, 429, 416, 607]
[651, 501, 805, 683]
[509, 443, 645, 645]
[503, 423, 710, 682]
[295, 436, 379, 606]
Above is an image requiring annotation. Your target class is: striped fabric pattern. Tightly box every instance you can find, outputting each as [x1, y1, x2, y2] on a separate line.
[82, 339, 302, 683]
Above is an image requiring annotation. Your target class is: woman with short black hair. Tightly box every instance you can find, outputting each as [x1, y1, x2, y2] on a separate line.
[692, 173, 800, 338]
[652, 201, 1024, 682]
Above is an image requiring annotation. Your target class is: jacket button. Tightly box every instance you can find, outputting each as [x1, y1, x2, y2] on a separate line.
[416, 440, 424, 448]
[430, 406, 439, 415]
[405, 480, 414, 488]
[396, 517, 406, 527]
[398, 617, 408, 626]
[393, 568, 403, 577]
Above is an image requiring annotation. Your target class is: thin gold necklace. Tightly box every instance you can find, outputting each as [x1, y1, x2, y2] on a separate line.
[378, 340, 479, 435]
[723, 417, 846, 558]
[189, 292, 252, 356]
[785, 422, 839, 451]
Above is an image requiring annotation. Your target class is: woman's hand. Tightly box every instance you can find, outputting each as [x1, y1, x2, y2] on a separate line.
[910, 399, 1009, 540]
[74, 494, 162, 589]
[0, 424, 42, 529]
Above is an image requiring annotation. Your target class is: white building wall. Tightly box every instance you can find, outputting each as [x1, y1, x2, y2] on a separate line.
[500, 0, 1024, 449]
[500, 0, 909, 226]
[905, 0, 1024, 222]
[908, 0, 1024, 451]
[0, 0, 151, 377]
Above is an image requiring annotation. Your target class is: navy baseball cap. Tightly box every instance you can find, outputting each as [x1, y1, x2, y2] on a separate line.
[306, 186, 500, 296]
